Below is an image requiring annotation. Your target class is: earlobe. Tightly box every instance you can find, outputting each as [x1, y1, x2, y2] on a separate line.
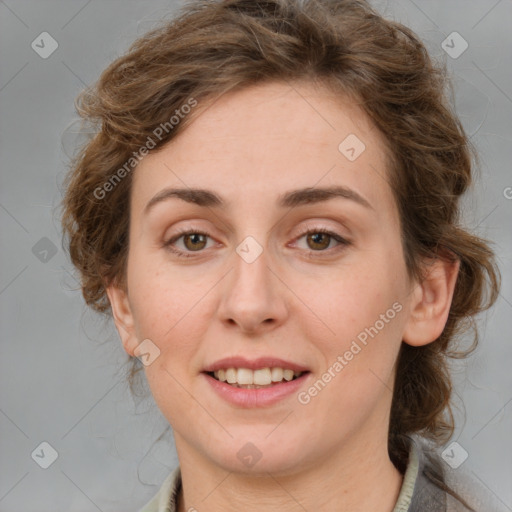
[402, 256, 460, 347]
[106, 282, 138, 357]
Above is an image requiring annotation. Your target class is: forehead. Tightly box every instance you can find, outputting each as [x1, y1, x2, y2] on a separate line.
[132, 81, 396, 219]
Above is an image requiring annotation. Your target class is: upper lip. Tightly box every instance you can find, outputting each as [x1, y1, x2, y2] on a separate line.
[203, 356, 310, 373]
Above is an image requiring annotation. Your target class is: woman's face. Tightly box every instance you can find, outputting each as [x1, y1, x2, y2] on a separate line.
[111, 81, 420, 474]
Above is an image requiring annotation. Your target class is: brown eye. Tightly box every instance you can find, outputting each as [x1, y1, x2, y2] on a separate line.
[163, 230, 214, 258]
[306, 232, 332, 251]
[182, 233, 208, 251]
[295, 227, 351, 257]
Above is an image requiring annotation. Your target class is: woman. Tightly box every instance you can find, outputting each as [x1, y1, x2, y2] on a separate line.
[61, 0, 504, 510]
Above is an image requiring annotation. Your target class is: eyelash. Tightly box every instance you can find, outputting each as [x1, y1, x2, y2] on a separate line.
[163, 227, 351, 259]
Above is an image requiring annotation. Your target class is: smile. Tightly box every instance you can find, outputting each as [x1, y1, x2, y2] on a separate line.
[209, 367, 304, 388]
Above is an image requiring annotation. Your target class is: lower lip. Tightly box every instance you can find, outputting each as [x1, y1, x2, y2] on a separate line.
[203, 372, 310, 408]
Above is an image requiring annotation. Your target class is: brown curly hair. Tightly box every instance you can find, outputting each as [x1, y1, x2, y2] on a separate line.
[61, 0, 500, 502]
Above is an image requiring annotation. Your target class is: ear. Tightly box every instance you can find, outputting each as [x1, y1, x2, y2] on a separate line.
[402, 255, 460, 347]
[106, 281, 138, 357]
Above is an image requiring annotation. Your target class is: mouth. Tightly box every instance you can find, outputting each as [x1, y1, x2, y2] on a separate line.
[202, 358, 311, 407]
[205, 367, 308, 389]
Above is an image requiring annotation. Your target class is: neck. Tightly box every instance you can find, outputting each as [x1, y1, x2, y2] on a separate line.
[175, 431, 404, 512]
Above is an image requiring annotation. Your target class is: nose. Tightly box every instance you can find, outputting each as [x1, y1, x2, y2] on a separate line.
[217, 243, 288, 335]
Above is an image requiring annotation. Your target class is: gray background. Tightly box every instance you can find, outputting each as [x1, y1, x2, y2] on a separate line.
[0, 1, 511, 510]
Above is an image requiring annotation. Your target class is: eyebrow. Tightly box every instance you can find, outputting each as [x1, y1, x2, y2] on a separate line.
[143, 185, 374, 214]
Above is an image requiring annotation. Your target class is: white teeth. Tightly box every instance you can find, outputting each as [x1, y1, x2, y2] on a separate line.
[270, 367, 283, 382]
[212, 367, 304, 386]
[283, 369, 294, 381]
[226, 368, 237, 384]
[237, 368, 253, 385]
[253, 368, 272, 386]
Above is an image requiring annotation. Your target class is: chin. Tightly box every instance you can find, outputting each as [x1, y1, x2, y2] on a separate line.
[220, 454, 305, 477]
[204, 434, 310, 476]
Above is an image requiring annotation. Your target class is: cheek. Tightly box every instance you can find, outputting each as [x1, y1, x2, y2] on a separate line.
[296, 270, 405, 433]
[304, 253, 405, 337]
[295, 249, 407, 393]
[127, 259, 220, 373]
[127, 252, 195, 335]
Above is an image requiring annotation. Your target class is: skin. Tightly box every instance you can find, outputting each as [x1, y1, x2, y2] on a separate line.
[107, 81, 459, 511]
